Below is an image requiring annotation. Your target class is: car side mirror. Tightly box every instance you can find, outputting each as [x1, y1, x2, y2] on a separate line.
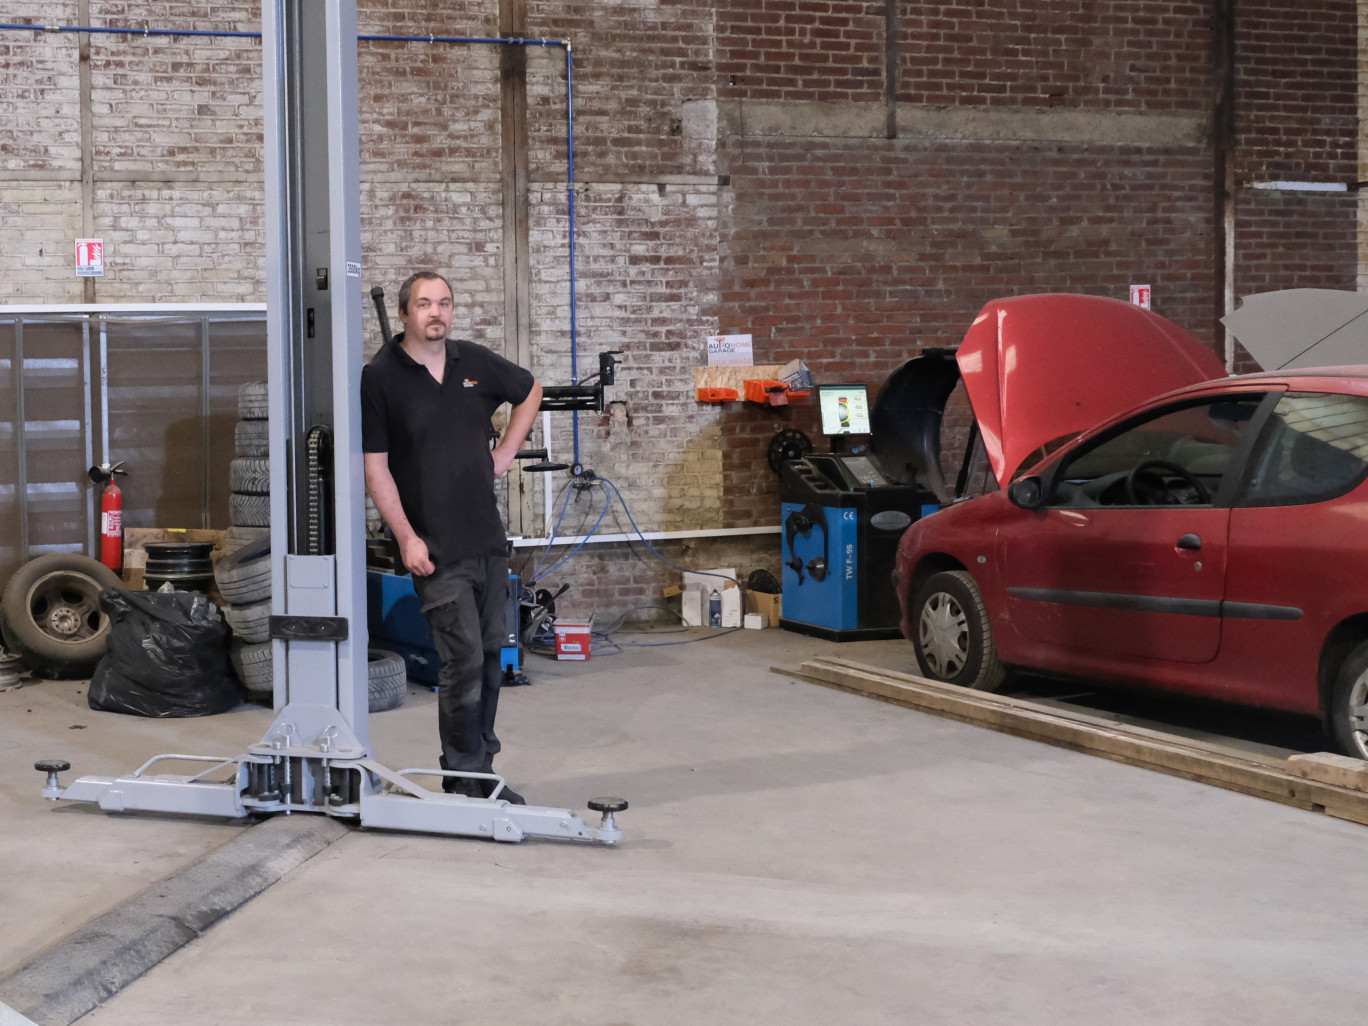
[1007, 477, 1045, 510]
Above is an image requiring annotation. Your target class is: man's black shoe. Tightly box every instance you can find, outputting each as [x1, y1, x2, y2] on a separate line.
[441, 777, 485, 798]
[484, 780, 526, 805]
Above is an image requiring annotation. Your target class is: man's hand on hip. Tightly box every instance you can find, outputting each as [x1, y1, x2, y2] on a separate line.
[492, 446, 517, 478]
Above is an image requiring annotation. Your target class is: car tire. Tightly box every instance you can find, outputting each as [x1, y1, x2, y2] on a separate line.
[230, 492, 270, 528]
[224, 598, 272, 643]
[1329, 639, 1368, 759]
[910, 569, 1006, 692]
[230, 643, 406, 712]
[238, 381, 269, 420]
[368, 648, 407, 713]
[230, 639, 274, 695]
[229, 457, 270, 495]
[234, 419, 269, 457]
[214, 536, 272, 605]
[0, 553, 124, 679]
[225, 525, 270, 555]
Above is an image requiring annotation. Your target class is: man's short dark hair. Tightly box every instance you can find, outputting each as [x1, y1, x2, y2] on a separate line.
[397, 271, 453, 315]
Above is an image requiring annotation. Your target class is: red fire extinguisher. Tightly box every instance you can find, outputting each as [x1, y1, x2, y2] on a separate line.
[89, 462, 127, 576]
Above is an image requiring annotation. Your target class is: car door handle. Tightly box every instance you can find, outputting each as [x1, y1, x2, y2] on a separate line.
[1176, 533, 1202, 551]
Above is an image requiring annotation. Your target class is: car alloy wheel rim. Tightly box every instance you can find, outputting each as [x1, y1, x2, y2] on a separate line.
[28, 571, 105, 644]
[919, 590, 968, 678]
[1348, 669, 1368, 759]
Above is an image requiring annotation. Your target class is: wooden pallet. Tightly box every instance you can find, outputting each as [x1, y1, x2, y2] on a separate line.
[776, 656, 1368, 826]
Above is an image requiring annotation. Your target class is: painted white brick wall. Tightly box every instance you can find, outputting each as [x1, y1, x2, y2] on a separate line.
[0, 1, 771, 621]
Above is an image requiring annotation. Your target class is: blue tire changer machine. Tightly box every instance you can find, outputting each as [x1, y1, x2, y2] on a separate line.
[777, 351, 959, 640]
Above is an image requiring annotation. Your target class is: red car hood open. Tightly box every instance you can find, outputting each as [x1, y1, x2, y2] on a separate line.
[957, 294, 1227, 486]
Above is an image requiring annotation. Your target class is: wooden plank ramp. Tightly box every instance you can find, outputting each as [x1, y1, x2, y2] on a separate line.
[776, 656, 1368, 827]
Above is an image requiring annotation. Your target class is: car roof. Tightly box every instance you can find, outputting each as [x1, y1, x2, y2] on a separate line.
[1161, 366, 1368, 399]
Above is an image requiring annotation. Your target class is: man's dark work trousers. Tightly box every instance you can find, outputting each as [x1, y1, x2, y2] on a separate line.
[417, 552, 509, 775]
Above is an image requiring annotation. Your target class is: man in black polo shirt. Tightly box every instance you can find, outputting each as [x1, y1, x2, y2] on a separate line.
[361, 271, 543, 804]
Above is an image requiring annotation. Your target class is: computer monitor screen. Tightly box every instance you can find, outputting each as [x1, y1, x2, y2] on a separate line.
[817, 384, 872, 435]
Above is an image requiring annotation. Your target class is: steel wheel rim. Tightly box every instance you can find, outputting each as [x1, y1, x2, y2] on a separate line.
[1346, 668, 1368, 759]
[25, 570, 107, 646]
[919, 590, 968, 678]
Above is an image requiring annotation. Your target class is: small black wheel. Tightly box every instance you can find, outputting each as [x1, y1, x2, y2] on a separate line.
[588, 797, 628, 813]
[1329, 639, 1368, 758]
[35, 760, 70, 774]
[766, 429, 813, 473]
[910, 570, 1006, 691]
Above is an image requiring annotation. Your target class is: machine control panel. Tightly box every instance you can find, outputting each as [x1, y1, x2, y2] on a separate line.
[781, 454, 889, 496]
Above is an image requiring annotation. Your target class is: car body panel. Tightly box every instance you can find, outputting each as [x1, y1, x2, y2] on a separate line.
[998, 505, 1229, 664]
[957, 294, 1227, 486]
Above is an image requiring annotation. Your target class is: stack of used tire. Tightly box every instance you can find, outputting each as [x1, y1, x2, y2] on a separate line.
[229, 382, 271, 544]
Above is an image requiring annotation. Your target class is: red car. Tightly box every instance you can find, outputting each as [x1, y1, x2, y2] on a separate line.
[892, 293, 1368, 757]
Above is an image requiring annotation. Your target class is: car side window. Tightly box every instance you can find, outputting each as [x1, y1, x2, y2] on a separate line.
[1045, 396, 1263, 508]
[1234, 392, 1368, 507]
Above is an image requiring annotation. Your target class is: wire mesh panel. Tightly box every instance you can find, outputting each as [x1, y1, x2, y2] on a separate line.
[0, 309, 266, 590]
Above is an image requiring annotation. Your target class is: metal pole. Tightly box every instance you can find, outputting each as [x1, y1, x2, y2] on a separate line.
[14, 319, 28, 561]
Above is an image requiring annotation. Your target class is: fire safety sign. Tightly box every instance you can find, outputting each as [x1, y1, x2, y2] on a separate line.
[75, 238, 104, 277]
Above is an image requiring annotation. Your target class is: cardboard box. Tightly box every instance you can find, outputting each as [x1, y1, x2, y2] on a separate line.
[747, 590, 781, 626]
[681, 569, 742, 628]
[743, 613, 769, 630]
[553, 617, 593, 661]
[778, 358, 813, 394]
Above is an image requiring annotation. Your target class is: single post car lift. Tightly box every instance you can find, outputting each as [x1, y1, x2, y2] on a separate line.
[34, 0, 626, 845]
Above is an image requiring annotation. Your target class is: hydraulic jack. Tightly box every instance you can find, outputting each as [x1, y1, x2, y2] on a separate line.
[35, 0, 625, 845]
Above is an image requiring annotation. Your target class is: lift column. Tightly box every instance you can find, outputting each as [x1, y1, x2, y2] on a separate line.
[259, 0, 369, 755]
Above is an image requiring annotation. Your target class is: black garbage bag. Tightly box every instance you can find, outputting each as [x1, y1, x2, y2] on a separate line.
[88, 587, 243, 717]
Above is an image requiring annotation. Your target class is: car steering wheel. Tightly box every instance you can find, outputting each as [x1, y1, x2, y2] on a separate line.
[1124, 459, 1210, 506]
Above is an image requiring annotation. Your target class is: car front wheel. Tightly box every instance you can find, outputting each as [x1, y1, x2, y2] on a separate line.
[911, 570, 1006, 692]
[1329, 639, 1368, 759]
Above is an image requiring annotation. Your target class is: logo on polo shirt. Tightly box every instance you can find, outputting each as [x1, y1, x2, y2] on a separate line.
[463, 378, 478, 388]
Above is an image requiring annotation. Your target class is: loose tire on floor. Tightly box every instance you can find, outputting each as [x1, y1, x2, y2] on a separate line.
[214, 536, 271, 605]
[223, 598, 271, 643]
[911, 569, 1006, 692]
[230, 492, 270, 528]
[368, 648, 407, 712]
[238, 381, 268, 420]
[234, 419, 269, 457]
[1329, 639, 1368, 759]
[229, 457, 271, 495]
[0, 553, 124, 679]
[230, 639, 274, 694]
[229, 643, 407, 712]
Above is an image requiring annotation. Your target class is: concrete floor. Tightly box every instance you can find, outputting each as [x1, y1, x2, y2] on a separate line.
[3, 626, 1368, 1025]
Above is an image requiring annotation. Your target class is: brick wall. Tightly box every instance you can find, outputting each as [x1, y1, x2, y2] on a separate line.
[896, 1, 1213, 111]
[0, 6, 81, 170]
[1227, 0, 1358, 368]
[718, 0, 885, 103]
[1235, 0, 1357, 183]
[0, 0, 1359, 627]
